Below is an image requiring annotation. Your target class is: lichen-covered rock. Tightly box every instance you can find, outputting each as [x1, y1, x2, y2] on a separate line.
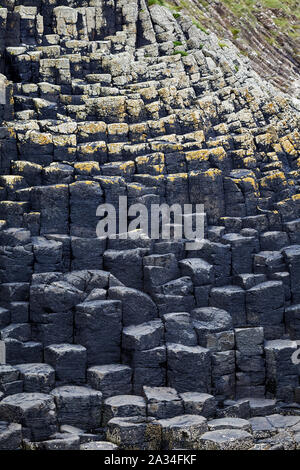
[102, 395, 146, 426]
[106, 416, 161, 450]
[199, 429, 254, 450]
[158, 414, 208, 450]
[80, 441, 118, 450]
[24, 433, 80, 450]
[207, 417, 252, 433]
[0, 0, 299, 451]
[143, 386, 184, 419]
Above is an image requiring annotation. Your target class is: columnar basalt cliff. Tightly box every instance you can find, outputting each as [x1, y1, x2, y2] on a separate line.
[168, 0, 300, 97]
[0, 0, 300, 451]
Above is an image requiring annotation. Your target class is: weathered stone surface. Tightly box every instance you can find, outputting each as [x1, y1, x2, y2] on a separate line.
[199, 429, 254, 450]
[103, 395, 146, 425]
[167, 343, 211, 393]
[75, 300, 122, 365]
[87, 364, 132, 399]
[163, 312, 197, 346]
[249, 416, 276, 439]
[122, 320, 164, 352]
[180, 392, 216, 418]
[51, 385, 102, 430]
[159, 414, 208, 450]
[0, 0, 299, 451]
[107, 416, 161, 450]
[24, 433, 81, 450]
[207, 417, 252, 433]
[0, 392, 57, 441]
[80, 441, 118, 450]
[15, 363, 55, 393]
[248, 398, 277, 417]
[0, 421, 22, 450]
[108, 286, 158, 326]
[143, 386, 184, 419]
[44, 344, 87, 384]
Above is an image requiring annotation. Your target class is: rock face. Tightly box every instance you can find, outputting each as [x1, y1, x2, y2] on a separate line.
[169, 0, 300, 97]
[0, 0, 299, 450]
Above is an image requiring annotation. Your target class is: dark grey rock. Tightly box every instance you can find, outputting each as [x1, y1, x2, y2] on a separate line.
[0, 421, 22, 450]
[15, 363, 55, 393]
[87, 364, 132, 399]
[44, 343, 87, 384]
[248, 416, 276, 439]
[163, 312, 197, 346]
[207, 417, 252, 433]
[103, 395, 146, 426]
[0, 392, 57, 441]
[180, 392, 216, 418]
[210, 285, 246, 327]
[143, 386, 184, 419]
[80, 441, 118, 450]
[167, 343, 211, 393]
[159, 414, 208, 450]
[179, 258, 214, 286]
[122, 320, 164, 351]
[108, 286, 158, 326]
[75, 300, 122, 365]
[51, 385, 102, 430]
[107, 416, 161, 450]
[248, 398, 277, 417]
[199, 429, 254, 450]
[24, 433, 80, 450]
[235, 327, 264, 355]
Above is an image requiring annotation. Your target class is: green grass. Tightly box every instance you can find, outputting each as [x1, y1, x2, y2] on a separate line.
[148, 0, 182, 14]
[192, 20, 209, 34]
[148, 0, 165, 6]
[173, 40, 183, 46]
[173, 50, 189, 56]
[218, 41, 229, 49]
[219, 0, 300, 20]
[288, 29, 299, 39]
[203, 0, 300, 46]
[198, 0, 209, 6]
[230, 27, 240, 39]
[222, 0, 253, 17]
[273, 17, 289, 28]
[265, 35, 277, 46]
[149, 0, 299, 45]
[263, 0, 282, 8]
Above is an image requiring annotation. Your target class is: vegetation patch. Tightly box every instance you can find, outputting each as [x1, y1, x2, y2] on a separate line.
[192, 20, 209, 34]
[172, 50, 189, 56]
[218, 42, 229, 49]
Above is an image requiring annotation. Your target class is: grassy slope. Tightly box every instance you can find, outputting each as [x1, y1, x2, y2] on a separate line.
[147, 0, 300, 93]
